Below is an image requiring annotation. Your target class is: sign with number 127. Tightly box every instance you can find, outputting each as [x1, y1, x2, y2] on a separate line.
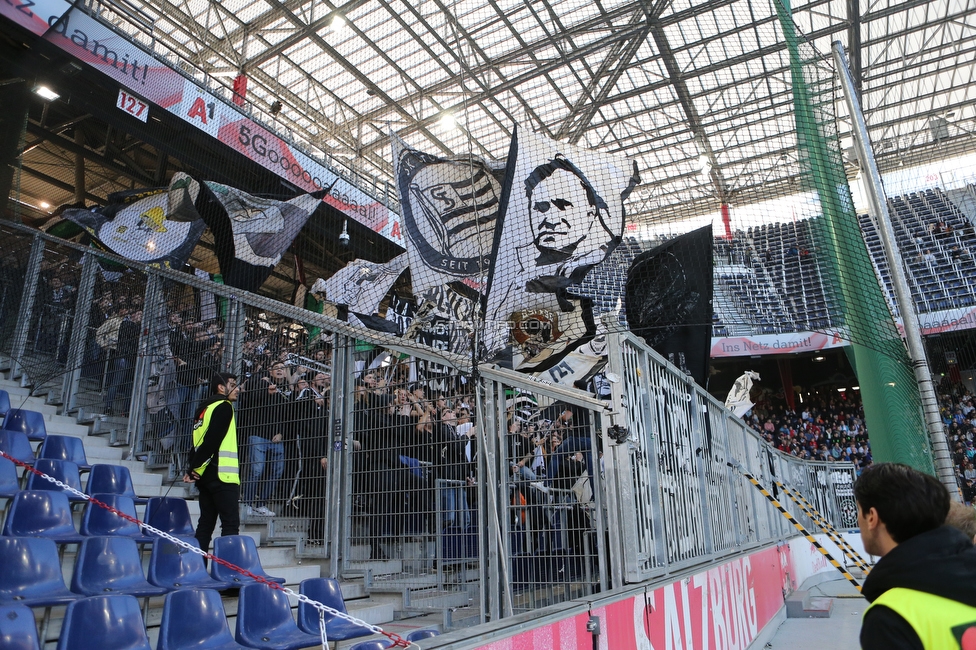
[116, 89, 148, 123]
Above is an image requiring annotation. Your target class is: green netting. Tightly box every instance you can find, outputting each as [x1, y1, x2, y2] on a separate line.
[774, 0, 934, 473]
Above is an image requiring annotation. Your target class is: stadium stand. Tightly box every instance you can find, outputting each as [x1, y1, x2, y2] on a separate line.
[580, 185, 976, 337]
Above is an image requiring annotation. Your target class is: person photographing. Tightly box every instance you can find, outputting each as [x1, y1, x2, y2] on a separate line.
[856, 462, 976, 649]
[184, 372, 241, 555]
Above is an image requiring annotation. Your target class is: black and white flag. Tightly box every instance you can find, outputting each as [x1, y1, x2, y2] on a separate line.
[484, 126, 639, 371]
[61, 172, 205, 269]
[392, 134, 512, 297]
[197, 182, 330, 292]
[314, 254, 408, 317]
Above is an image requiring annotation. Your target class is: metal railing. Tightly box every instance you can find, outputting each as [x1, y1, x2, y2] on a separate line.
[0, 219, 857, 627]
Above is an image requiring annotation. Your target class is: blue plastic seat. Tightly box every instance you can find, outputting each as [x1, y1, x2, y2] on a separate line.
[86, 464, 146, 504]
[1, 490, 84, 543]
[234, 583, 321, 650]
[157, 589, 246, 650]
[1, 411, 46, 442]
[406, 629, 440, 641]
[37, 435, 91, 471]
[80, 494, 154, 543]
[56, 595, 152, 650]
[148, 538, 236, 591]
[0, 604, 40, 650]
[296, 578, 373, 642]
[210, 536, 285, 587]
[70, 537, 170, 598]
[143, 497, 195, 537]
[0, 537, 79, 606]
[24, 459, 86, 502]
[0, 391, 10, 419]
[0, 431, 35, 466]
[0, 458, 19, 498]
[347, 641, 392, 650]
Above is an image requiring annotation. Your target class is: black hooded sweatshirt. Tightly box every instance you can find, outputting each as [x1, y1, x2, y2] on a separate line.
[860, 525, 976, 650]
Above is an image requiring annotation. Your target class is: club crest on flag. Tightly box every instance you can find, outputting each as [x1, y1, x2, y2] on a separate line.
[393, 135, 511, 295]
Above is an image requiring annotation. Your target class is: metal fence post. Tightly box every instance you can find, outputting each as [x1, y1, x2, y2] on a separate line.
[10, 235, 44, 381]
[601, 329, 627, 588]
[589, 409, 609, 592]
[221, 296, 245, 375]
[62, 252, 98, 411]
[127, 273, 161, 456]
[328, 333, 350, 579]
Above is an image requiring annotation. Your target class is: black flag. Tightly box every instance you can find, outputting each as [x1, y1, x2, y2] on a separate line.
[625, 225, 713, 388]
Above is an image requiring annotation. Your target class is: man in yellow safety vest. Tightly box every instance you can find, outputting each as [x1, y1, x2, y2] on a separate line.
[183, 372, 241, 555]
[857, 463, 976, 649]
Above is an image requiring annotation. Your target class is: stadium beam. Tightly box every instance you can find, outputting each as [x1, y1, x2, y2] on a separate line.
[832, 42, 959, 497]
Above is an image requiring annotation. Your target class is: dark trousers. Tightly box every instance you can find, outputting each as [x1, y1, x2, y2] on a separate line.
[195, 475, 240, 555]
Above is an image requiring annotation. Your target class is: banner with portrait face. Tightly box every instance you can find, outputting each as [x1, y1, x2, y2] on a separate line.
[484, 125, 639, 371]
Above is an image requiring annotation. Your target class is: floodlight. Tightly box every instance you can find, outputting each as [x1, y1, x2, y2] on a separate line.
[33, 85, 59, 101]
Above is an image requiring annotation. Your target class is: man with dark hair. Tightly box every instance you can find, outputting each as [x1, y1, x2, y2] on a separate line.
[857, 462, 976, 649]
[183, 372, 241, 555]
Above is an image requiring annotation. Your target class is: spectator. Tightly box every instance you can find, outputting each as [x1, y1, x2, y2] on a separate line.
[103, 309, 142, 416]
[857, 463, 976, 650]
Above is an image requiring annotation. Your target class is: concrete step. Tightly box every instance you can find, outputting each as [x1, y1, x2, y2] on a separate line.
[256, 545, 298, 567]
[270, 563, 321, 586]
[786, 590, 833, 618]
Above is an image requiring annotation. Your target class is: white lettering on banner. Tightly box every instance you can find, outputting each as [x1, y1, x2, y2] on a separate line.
[655, 558, 762, 650]
[664, 584, 684, 650]
[633, 594, 655, 650]
[694, 573, 711, 650]
[710, 569, 728, 650]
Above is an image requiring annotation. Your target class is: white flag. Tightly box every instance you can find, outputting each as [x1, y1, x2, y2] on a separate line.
[726, 371, 760, 417]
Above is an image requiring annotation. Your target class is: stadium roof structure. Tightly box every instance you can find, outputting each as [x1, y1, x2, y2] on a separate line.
[36, 0, 976, 226]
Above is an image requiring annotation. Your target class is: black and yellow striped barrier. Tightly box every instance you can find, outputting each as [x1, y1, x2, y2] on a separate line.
[773, 479, 871, 575]
[728, 461, 862, 593]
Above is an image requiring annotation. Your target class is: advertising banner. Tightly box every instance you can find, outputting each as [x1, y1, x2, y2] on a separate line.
[0, 3, 402, 245]
[476, 537, 842, 650]
[710, 330, 850, 358]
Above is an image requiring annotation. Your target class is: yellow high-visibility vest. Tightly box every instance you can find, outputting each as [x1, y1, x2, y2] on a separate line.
[192, 400, 240, 484]
[866, 587, 976, 650]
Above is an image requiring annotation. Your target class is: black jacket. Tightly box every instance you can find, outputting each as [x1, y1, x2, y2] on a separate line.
[187, 396, 235, 481]
[860, 525, 976, 650]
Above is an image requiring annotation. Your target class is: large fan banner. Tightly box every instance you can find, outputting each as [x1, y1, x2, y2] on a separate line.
[484, 125, 639, 371]
[392, 134, 511, 297]
[625, 224, 714, 388]
[61, 172, 206, 270]
[197, 182, 330, 292]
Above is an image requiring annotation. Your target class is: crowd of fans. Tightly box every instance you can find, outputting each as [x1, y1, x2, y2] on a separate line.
[941, 388, 976, 503]
[744, 389, 873, 472]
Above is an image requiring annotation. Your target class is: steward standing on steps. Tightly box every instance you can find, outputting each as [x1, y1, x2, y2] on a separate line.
[183, 372, 241, 555]
[857, 462, 976, 650]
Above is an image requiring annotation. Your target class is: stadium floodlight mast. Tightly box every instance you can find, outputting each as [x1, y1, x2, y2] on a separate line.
[832, 42, 959, 499]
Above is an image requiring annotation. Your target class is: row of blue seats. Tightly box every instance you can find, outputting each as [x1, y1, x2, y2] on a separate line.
[1, 430, 91, 470]
[0, 582, 438, 650]
[3, 490, 191, 542]
[1, 456, 145, 505]
[0, 535, 283, 601]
